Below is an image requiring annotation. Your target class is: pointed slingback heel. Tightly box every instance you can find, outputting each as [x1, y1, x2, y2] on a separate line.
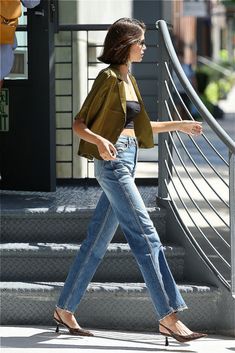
[159, 322, 207, 346]
[53, 309, 94, 336]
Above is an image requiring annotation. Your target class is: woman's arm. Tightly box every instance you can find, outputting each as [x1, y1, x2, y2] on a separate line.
[21, 0, 41, 8]
[73, 118, 117, 160]
[150, 120, 202, 136]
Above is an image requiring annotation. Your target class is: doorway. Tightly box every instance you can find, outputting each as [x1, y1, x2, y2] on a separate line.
[0, 0, 57, 191]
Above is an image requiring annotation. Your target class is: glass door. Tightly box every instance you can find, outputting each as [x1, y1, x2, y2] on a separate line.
[0, 0, 57, 191]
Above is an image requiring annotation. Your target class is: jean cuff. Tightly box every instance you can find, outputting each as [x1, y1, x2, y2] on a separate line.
[56, 305, 74, 314]
[159, 305, 188, 322]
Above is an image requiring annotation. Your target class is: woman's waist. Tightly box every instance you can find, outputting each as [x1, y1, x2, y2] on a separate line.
[117, 133, 137, 147]
[121, 128, 136, 138]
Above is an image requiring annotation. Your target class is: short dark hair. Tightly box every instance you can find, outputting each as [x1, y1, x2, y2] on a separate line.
[98, 18, 146, 65]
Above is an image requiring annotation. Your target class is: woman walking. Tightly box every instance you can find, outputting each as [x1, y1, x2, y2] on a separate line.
[54, 18, 206, 345]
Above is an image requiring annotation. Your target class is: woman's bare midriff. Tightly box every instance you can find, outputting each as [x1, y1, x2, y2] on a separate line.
[121, 128, 136, 137]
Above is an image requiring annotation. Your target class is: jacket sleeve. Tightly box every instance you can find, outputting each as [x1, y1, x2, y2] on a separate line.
[75, 70, 115, 127]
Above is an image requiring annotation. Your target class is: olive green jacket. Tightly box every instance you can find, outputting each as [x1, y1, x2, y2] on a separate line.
[76, 65, 154, 160]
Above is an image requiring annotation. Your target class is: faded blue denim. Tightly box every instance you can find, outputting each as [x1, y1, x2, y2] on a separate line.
[57, 135, 187, 320]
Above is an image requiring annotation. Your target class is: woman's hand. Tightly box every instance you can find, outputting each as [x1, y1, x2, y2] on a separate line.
[97, 137, 117, 160]
[73, 118, 117, 160]
[151, 120, 202, 135]
[178, 120, 202, 136]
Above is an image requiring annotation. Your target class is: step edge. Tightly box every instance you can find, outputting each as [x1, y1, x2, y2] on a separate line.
[0, 243, 185, 257]
[0, 281, 220, 294]
[1, 207, 166, 218]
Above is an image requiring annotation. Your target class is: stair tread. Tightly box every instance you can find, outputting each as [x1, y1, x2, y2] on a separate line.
[1, 206, 167, 243]
[1, 183, 159, 213]
[0, 281, 220, 331]
[0, 242, 185, 257]
[2, 206, 164, 216]
[0, 281, 219, 294]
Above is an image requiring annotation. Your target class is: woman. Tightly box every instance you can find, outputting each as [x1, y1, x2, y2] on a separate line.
[54, 18, 206, 345]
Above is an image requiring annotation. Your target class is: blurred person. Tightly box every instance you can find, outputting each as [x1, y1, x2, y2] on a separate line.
[173, 48, 197, 119]
[194, 70, 224, 120]
[54, 18, 206, 346]
[0, 0, 40, 90]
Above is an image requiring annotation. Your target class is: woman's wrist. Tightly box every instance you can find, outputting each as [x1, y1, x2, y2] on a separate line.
[95, 135, 105, 147]
[176, 121, 184, 132]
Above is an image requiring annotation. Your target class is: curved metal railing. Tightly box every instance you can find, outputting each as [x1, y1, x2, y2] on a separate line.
[156, 20, 235, 297]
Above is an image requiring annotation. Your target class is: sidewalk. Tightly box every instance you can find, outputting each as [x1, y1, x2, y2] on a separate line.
[218, 83, 235, 139]
[218, 83, 235, 115]
[0, 326, 234, 353]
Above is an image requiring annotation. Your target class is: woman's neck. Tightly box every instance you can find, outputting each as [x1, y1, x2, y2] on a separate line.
[118, 63, 131, 82]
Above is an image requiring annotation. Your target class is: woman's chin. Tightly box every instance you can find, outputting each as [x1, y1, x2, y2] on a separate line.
[132, 56, 144, 63]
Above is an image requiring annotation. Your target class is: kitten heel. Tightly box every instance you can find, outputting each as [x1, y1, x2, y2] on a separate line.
[53, 309, 94, 336]
[55, 322, 60, 333]
[165, 336, 169, 346]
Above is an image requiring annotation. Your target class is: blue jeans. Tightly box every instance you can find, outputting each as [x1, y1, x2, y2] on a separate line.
[57, 135, 187, 320]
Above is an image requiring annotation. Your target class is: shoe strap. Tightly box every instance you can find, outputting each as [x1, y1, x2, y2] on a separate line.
[55, 309, 64, 324]
[159, 322, 174, 335]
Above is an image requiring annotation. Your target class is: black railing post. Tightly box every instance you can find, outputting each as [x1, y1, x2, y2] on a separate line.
[229, 151, 235, 298]
[156, 21, 171, 201]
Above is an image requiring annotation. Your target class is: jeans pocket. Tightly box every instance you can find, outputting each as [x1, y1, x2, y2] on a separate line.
[115, 141, 129, 154]
[94, 159, 105, 180]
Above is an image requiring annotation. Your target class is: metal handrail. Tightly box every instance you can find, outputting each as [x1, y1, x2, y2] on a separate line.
[165, 63, 229, 168]
[163, 161, 230, 289]
[164, 144, 231, 268]
[197, 55, 234, 77]
[156, 20, 235, 154]
[156, 19, 235, 297]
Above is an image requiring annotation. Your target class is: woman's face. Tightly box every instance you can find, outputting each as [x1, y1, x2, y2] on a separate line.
[129, 30, 146, 63]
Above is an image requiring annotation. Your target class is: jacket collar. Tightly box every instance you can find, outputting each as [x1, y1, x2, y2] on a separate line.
[109, 65, 126, 114]
[108, 64, 143, 113]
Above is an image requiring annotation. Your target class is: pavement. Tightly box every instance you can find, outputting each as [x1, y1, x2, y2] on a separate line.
[218, 83, 235, 116]
[217, 83, 235, 139]
[0, 326, 235, 353]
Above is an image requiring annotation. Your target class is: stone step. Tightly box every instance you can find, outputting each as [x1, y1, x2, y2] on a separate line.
[0, 242, 185, 282]
[0, 281, 220, 332]
[1, 207, 166, 243]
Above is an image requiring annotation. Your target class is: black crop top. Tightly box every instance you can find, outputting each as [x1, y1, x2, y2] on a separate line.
[124, 101, 141, 129]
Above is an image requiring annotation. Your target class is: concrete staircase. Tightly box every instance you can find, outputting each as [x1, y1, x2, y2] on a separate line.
[0, 182, 221, 332]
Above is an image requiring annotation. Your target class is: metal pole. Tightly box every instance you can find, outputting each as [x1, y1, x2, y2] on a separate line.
[229, 151, 235, 298]
[156, 24, 171, 200]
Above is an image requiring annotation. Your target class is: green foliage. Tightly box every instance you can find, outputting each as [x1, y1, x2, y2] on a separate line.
[205, 82, 219, 104]
[221, 0, 235, 5]
[219, 49, 235, 67]
[196, 54, 235, 104]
